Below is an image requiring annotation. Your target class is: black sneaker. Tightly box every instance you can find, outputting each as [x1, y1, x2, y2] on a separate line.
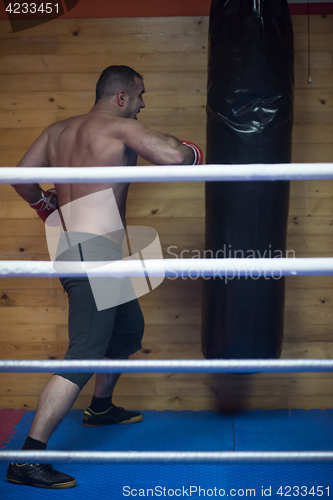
[6, 463, 76, 489]
[83, 404, 142, 427]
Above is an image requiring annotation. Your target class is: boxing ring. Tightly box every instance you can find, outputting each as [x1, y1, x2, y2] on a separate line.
[1, 164, 333, 496]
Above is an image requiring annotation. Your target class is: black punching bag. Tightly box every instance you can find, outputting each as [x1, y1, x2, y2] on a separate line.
[202, 0, 294, 359]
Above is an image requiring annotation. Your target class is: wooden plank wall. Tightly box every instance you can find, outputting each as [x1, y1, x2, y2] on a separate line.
[0, 15, 332, 411]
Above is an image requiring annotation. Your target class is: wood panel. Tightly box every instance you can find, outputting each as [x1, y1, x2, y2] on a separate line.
[295, 70, 333, 89]
[2, 372, 333, 397]
[0, 15, 333, 411]
[292, 143, 333, 163]
[0, 72, 207, 92]
[294, 107, 333, 125]
[1, 374, 333, 410]
[0, 91, 207, 111]
[0, 53, 208, 74]
[293, 124, 333, 143]
[0, 232, 332, 262]
[294, 33, 333, 51]
[2, 395, 333, 411]
[294, 89, 333, 108]
[1, 70, 333, 92]
[0, 37, 58, 55]
[0, 313, 331, 343]
[1, 284, 333, 310]
[292, 15, 333, 33]
[0, 17, 210, 38]
[0, 198, 333, 235]
[1, 227, 332, 257]
[57, 34, 208, 54]
[2, 394, 333, 411]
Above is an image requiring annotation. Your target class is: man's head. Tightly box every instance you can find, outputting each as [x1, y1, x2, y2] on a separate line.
[95, 65, 145, 118]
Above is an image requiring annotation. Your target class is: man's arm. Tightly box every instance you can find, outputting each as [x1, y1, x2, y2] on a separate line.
[12, 128, 50, 204]
[117, 120, 197, 166]
[11, 127, 59, 222]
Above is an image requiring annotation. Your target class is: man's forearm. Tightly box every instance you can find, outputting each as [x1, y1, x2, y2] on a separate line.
[164, 134, 195, 165]
[11, 183, 43, 204]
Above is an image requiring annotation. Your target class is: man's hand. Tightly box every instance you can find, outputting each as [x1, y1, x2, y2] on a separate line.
[181, 141, 203, 165]
[29, 188, 58, 222]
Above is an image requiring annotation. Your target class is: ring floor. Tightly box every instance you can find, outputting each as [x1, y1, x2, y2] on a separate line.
[0, 409, 332, 499]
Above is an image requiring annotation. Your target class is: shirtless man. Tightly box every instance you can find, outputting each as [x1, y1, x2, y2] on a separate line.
[6, 66, 202, 489]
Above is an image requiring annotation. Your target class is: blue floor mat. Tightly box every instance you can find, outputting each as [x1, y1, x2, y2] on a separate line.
[0, 410, 332, 499]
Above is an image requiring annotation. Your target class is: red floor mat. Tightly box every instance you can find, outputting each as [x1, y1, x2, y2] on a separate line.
[0, 409, 27, 447]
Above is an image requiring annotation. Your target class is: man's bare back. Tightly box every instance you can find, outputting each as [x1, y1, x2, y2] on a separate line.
[48, 111, 137, 232]
[13, 73, 195, 236]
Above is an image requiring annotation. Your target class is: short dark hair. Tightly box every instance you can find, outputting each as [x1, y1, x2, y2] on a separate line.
[95, 65, 143, 104]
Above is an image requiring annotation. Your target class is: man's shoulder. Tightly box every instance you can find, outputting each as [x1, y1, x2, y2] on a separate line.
[94, 116, 143, 141]
[49, 113, 87, 129]
[114, 117, 146, 135]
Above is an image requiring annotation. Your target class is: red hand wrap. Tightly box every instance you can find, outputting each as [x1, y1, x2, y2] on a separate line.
[181, 141, 203, 165]
[29, 188, 58, 223]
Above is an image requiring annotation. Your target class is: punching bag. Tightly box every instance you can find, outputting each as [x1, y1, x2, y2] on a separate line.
[202, 0, 294, 359]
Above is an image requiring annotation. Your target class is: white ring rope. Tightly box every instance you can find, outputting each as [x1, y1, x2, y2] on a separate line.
[0, 450, 332, 464]
[1, 258, 333, 277]
[1, 163, 333, 184]
[1, 359, 333, 373]
[1, 167, 332, 466]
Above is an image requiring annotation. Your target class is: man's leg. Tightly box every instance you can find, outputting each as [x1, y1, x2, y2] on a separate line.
[83, 294, 144, 427]
[6, 375, 79, 489]
[7, 271, 98, 489]
[83, 356, 142, 426]
[28, 375, 81, 443]
[93, 356, 125, 398]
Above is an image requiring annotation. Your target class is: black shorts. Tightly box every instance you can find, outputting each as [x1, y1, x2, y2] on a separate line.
[55, 233, 144, 389]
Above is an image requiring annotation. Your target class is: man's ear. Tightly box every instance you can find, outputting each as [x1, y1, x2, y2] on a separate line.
[117, 91, 126, 107]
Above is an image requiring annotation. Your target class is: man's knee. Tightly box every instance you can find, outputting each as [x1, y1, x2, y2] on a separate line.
[55, 372, 92, 390]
